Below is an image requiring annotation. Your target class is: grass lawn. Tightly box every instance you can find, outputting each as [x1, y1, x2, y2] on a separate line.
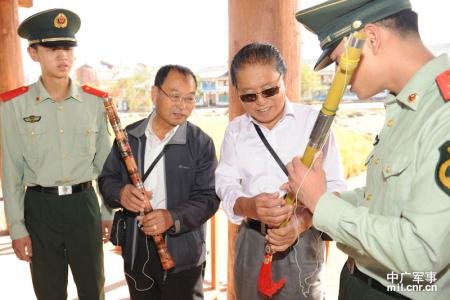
[119, 111, 373, 178]
[333, 126, 372, 178]
[189, 112, 373, 179]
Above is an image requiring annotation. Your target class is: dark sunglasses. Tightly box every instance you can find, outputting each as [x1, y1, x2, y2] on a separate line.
[240, 86, 280, 103]
[239, 74, 282, 103]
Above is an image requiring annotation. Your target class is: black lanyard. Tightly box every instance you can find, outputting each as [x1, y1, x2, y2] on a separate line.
[253, 123, 288, 176]
[142, 147, 168, 182]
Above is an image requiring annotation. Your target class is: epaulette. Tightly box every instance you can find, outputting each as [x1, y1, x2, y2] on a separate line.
[0, 86, 29, 102]
[436, 70, 450, 103]
[82, 85, 109, 98]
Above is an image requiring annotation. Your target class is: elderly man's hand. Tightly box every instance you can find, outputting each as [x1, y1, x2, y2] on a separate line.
[266, 206, 312, 252]
[119, 184, 152, 213]
[251, 192, 293, 227]
[138, 209, 174, 236]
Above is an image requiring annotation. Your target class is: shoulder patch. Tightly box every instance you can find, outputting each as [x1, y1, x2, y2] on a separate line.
[436, 141, 450, 196]
[82, 85, 109, 98]
[0, 86, 29, 102]
[435, 70, 450, 102]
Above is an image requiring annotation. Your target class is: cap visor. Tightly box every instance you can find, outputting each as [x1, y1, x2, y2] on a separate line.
[313, 41, 340, 71]
[39, 41, 77, 48]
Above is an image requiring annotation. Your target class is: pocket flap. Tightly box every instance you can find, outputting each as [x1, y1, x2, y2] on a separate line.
[76, 126, 98, 135]
[382, 155, 412, 178]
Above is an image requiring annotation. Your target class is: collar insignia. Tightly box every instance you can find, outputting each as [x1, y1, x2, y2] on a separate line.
[436, 70, 450, 102]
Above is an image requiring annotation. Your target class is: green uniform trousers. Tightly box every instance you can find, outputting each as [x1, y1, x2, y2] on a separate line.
[338, 263, 409, 300]
[24, 187, 105, 300]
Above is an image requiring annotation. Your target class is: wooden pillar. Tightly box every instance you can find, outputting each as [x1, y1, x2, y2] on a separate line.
[228, 0, 301, 120]
[210, 215, 218, 291]
[227, 1, 300, 299]
[0, 0, 31, 235]
[0, 0, 23, 192]
[0, 0, 25, 93]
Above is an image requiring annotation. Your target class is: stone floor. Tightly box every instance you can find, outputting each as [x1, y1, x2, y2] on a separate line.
[0, 235, 348, 300]
[0, 174, 365, 300]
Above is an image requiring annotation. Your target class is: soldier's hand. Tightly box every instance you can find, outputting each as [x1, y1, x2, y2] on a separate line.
[252, 192, 293, 227]
[12, 236, 33, 263]
[266, 206, 312, 252]
[138, 209, 174, 236]
[119, 184, 152, 212]
[287, 153, 326, 212]
[101, 220, 113, 243]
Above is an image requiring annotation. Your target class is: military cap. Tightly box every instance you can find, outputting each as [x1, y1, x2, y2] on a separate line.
[296, 0, 411, 71]
[18, 8, 80, 47]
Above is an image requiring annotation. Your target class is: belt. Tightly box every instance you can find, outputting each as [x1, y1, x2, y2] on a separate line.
[28, 181, 92, 196]
[346, 258, 410, 299]
[245, 218, 268, 235]
[245, 218, 319, 238]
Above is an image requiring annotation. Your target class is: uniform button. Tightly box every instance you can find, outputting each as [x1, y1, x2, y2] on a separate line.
[58, 105, 63, 111]
[86, 129, 92, 135]
[408, 93, 417, 103]
[366, 193, 373, 201]
[387, 119, 394, 128]
[60, 128, 64, 134]
[63, 153, 68, 160]
[63, 178, 69, 183]
[31, 131, 35, 135]
[385, 165, 391, 173]
[352, 20, 362, 29]
[35, 96, 40, 101]
[374, 158, 380, 165]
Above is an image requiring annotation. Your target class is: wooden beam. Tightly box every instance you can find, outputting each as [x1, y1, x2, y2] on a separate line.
[0, 0, 26, 236]
[18, 0, 33, 8]
[0, 0, 25, 93]
[227, 1, 300, 299]
[228, 0, 301, 119]
[210, 215, 218, 291]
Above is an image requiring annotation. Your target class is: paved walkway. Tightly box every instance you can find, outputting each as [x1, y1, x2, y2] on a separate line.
[0, 216, 228, 300]
[0, 235, 348, 300]
[0, 174, 365, 299]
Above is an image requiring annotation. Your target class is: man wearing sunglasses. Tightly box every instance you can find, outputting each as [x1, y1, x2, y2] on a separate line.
[215, 42, 347, 299]
[99, 65, 220, 300]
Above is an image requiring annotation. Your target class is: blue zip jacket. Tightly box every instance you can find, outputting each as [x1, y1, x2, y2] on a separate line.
[99, 115, 220, 273]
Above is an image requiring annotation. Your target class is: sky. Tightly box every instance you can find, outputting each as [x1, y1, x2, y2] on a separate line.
[18, 0, 450, 82]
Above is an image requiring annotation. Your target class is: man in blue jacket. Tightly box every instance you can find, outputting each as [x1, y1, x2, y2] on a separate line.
[99, 65, 220, 300]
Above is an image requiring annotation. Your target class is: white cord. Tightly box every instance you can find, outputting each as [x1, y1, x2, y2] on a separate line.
[340, 37, 351, 100]
[121, 223, 154, 292]
[291, 151, 319, 297]
[291, 128, 331, 297]
[292, 224, 323, 298]
[114, 218, 124, 246]
[290, 37, 352, 296]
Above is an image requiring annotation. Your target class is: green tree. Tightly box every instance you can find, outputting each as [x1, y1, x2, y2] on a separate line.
[300, 63, 323, 100]
[107, 67, 153, 112]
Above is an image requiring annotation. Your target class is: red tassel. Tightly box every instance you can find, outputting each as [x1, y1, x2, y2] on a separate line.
[258, 254, 287, 298]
